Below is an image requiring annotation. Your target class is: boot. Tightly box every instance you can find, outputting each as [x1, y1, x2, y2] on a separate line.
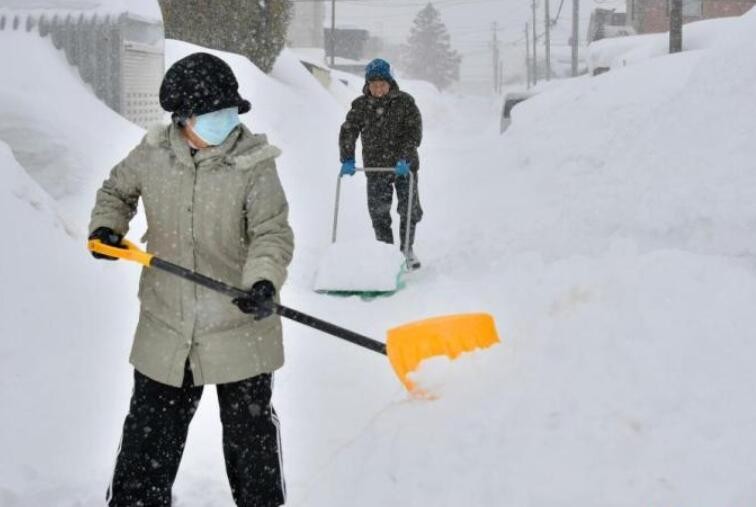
[405, 248, 421, 271]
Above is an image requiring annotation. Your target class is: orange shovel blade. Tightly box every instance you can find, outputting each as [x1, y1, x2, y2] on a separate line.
[386, 313, 500, 392]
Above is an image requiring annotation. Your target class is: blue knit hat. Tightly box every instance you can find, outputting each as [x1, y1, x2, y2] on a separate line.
[365, 58, 392, 81]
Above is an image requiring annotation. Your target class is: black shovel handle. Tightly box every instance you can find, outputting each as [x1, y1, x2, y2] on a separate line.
[150, 258, 387, 355]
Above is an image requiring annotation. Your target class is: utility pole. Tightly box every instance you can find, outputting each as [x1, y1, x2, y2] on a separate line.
[571, 0, 579, 76]
[492, 22, 499, 93]
[544, 0, 551, 81]
[669, 0, 683, 53]
[532, 0, 538, 85]
[330, 0, 336, 67]
[499, 60, 504, 94]
[525, 22, 531, 88]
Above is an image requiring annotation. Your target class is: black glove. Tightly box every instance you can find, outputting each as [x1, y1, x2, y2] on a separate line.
[89, 226, 124, 260]
[232, 280, 276, 320]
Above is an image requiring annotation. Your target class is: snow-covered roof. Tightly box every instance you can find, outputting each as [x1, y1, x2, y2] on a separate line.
[0, 0, 162, 23]
[504, 90, 538, 100]
[288, 46, 371, 67]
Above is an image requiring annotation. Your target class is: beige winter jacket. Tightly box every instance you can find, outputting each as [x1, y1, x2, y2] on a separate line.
[89, 123, 294, 387]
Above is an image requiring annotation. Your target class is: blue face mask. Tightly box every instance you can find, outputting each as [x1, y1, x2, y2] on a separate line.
[191, 107, 240, 146]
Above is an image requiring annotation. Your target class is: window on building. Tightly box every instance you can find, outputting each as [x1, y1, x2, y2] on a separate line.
[684, 0, 703, 17]
[670, 0, 705, 17]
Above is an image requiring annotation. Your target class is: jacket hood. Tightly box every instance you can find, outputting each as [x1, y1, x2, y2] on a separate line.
[146, 123, 281, 170]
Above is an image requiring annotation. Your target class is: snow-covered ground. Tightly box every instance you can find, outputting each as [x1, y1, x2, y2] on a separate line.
[2, 6, 756, 506]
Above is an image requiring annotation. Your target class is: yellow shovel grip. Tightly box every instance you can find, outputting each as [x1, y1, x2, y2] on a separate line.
[87, 238, 154, 266]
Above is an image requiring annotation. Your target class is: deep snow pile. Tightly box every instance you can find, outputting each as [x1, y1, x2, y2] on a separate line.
[587, 16, 740, 73]
[0, 140, 140, 505]
[503, 11, 756, 260]
[3, 7, 756, 507]
[0, 29, 144, 226]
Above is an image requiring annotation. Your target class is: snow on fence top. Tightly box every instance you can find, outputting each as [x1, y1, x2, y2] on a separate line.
[0, 0, 161, 22]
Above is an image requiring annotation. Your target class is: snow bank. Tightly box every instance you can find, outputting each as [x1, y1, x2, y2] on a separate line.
[307, 245, 756, 507]
[0, 29, 144, 226]
[499, 8, 756, 260]
[0, 140, 139, 505]
[587, 15, 743, 73]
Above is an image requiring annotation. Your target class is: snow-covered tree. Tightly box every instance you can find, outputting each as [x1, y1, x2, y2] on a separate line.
[158, 0, 292, 73]
[401, 2, 461, 90]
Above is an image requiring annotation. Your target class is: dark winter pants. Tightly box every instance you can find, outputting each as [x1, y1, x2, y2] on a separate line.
[107, 363, 285, 507]
[366, 172, 423, 250]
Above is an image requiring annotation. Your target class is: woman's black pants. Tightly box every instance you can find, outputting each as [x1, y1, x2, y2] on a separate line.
[106, 364, 286, 506]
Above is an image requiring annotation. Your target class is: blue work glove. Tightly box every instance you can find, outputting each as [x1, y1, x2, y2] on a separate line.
[340, 159, 356, 176]
[395, 160, 410, 176]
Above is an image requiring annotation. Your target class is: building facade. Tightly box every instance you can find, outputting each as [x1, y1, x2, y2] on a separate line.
[587, 8, 636, 42]
[287, 1, 325, 48]
[627, 0, 756, 33]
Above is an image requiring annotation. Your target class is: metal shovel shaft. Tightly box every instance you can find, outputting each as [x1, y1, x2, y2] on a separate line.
[332, 167, 415, 263]
[98, 243, 388, 355]
[276, 305, 386, 355]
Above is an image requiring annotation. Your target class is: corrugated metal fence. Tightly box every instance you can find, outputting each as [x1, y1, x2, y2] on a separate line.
[0, 11, 165, 129]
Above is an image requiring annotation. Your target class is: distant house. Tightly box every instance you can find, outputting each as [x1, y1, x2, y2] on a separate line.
[324, 27, 370, 62]
[587, 8, 637, 42]
[627, 0, 756, 33]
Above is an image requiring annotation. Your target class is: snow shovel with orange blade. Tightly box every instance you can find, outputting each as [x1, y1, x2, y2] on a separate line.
[88, 238, 500, 393]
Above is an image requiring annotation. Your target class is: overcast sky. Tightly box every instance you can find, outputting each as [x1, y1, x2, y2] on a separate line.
[324, 0, 625, 89]
[1, 0, 628, 92]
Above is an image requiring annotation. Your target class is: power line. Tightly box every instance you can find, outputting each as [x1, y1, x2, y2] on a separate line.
[552, 0, 567, 24]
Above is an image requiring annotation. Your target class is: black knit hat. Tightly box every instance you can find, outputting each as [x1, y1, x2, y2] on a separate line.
[159, 52, 251, 118]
